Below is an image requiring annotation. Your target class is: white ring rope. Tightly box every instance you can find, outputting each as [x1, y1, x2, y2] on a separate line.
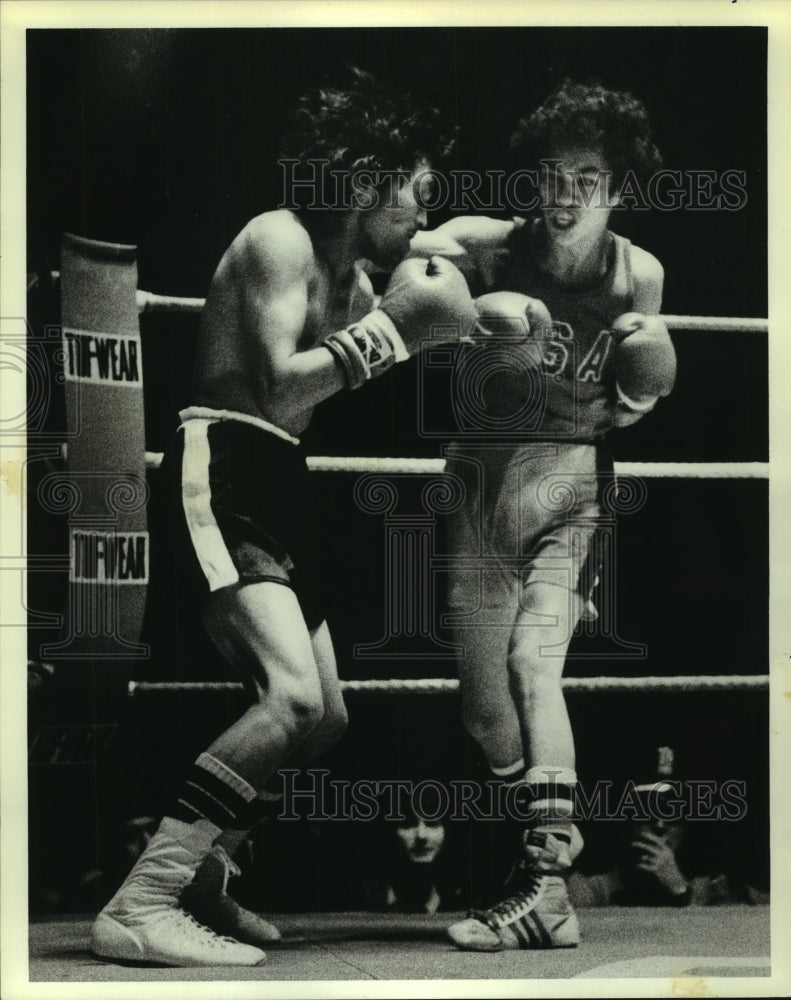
[129, 675, 768, 697]
[136, 292, 768, 333]
[662, 315, 767, 334]
[306, 458, 769, 479]
[40, 273, 767, 334]
[144, 451, 767, 479]
[134, 288, 769, 334]
[138, 290, 205, 314]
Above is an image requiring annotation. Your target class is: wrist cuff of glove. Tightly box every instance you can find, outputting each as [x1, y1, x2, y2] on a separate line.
[366, 309, 409, 361]
[615, 381, 659, 413]
[325, 310, 409, 390]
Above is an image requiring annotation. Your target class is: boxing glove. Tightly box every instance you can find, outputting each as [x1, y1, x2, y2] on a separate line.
[611, 312, 677, 411]
[324, 256, 477, 389]
[474, 290, 552, 340]
[464, 291, 547, 424]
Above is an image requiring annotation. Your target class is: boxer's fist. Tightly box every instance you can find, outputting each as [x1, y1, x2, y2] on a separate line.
[612, 312, 677, 408]
[463, 291, 547, 424]
[379, 256, 478, 351]
[475, 291, 553, 340]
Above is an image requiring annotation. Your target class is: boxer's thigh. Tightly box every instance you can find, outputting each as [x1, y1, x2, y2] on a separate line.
[509, 579, 585, 680]
[503, 515, 599, 690]
[202, 580, 321, 704]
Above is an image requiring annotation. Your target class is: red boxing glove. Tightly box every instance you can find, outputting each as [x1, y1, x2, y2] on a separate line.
[611, 312, 677, 413]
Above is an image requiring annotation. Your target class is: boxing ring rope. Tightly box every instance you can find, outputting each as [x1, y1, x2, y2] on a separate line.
[128, 674, 769, 696]
[133, 286, 769, 334]
[40, 263, 768, 698]
[40, 272, 769, 334]
[125, 280, 769, 478]
[126, 287, 767, 697]
[128, 675, 769, 697]
[144, 453, 770, 478]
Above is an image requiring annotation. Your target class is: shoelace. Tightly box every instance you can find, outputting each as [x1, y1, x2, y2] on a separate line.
[471, 869, 545, 930]
[171, 908, 250, 949]
[212, 845, 242, 880]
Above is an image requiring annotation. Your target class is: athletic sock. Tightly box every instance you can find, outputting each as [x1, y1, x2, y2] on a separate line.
[518, 765, 577, 846]
[487, 758, 527, 825]
[212, 772, 284, 856]
[169, 752, 259, 831]
[482, 758, 529, 887]
[488, 757, 526, 783]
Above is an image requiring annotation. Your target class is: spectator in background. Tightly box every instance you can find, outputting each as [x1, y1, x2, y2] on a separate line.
[343, 792, 467, 914]
[567, 817, 768, 908]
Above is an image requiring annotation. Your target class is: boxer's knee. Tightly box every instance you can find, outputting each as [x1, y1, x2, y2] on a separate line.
[507, 637, 565, 706]
[257, 669, 326, 743]
[279, 683, 326, 737]
[506, 587, 576, 697]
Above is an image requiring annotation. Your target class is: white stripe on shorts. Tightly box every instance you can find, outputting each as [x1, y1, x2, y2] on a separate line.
[180, 417, 240, 592]
[179, 406, 299, 445]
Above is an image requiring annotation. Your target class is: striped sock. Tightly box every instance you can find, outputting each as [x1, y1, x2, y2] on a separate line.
[169, 753, 258, 830]
[519, 765, 577, 844]
[215, 783, 285, 856]
[236, 786, 283, 829]
[489, 757, 526, 782]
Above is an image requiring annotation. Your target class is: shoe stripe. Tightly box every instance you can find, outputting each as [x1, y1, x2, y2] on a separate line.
[527, 911, 552, 948]
[513, 916, 538, 948]
[511, 919, 529, 946]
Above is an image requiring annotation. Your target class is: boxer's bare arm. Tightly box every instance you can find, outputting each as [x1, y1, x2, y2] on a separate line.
[194, 213, 347, 433]
[409, 216, 515, 293]
[410, 216, 514, 260]
[239, 222, 346, 427]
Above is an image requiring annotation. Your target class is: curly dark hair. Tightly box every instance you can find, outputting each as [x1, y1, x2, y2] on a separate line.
[279, 66, 455, 220]
[510, 80, 662, 191]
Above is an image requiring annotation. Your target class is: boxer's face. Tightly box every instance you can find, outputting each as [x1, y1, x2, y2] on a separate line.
[395, 817, 445, 864]
[539, 145, 617, 248]
[359, 159, 431, 268]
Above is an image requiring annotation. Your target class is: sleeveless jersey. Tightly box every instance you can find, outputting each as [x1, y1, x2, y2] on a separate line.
[495, 218, 635, 441]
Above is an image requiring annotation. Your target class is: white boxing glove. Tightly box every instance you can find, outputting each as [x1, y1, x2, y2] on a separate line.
[474, 290, 553, 340]
[325, 257, 478, 389]
[611, 312, 677, 412]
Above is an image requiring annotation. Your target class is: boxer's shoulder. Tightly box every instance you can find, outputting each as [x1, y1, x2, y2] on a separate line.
[628, 243, 664, 312]
[630, 243, 664, 285]
[230, 210, 313, 284]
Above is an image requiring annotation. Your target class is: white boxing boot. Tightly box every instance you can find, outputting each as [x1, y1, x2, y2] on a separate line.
[91, 818, 266, 967]
[447, 830, 580, 952]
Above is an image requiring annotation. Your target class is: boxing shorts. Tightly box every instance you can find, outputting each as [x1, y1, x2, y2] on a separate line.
[143, 407, 325, 677]
[445, 441, 612, 622]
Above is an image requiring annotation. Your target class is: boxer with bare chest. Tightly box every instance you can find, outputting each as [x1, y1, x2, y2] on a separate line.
[91, 68, 476, 968]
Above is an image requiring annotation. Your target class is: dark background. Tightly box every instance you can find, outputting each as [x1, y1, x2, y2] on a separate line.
[26, 27, 769, 913]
